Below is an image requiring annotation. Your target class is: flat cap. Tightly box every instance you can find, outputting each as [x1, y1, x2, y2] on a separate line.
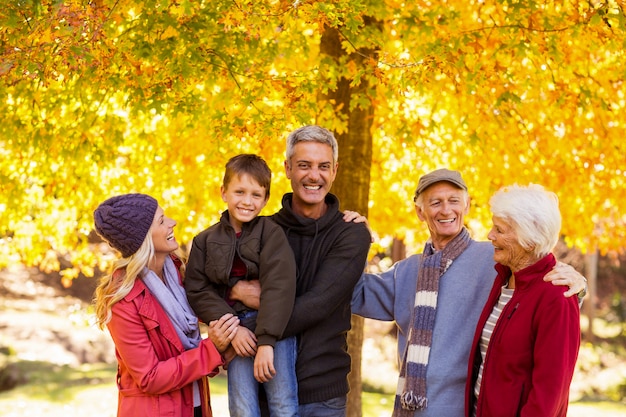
[414, 168, 467, 198]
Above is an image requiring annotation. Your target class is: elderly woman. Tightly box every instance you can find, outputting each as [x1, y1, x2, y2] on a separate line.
[465, 184, 580, 417]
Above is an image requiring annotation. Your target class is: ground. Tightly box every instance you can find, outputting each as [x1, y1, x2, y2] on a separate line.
[0, 263, 625, 416]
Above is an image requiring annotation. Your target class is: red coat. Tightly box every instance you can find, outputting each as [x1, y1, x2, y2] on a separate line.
[107, 257, 224, 417]
[465, 254, 580, 417]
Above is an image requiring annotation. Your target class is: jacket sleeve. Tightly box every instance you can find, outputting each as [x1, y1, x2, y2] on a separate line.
[282, 222, 371, 338]
[352, 259, 403, 322]
[521, 293, 580, 417]
[254, 219, 297, 347]
[185, 234, 236, 323]
[108, 296, 224, 395]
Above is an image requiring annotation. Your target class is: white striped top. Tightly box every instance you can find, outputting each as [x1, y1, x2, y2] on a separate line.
[473, 286, 515, 406]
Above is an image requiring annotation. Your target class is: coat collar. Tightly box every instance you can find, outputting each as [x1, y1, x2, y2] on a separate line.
[495, 253, 556, 291]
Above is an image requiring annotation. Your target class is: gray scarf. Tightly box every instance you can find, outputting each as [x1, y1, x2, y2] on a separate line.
[142, 256, 201, 350]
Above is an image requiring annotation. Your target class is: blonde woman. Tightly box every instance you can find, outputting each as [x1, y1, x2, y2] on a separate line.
[93, 193, 238, 417]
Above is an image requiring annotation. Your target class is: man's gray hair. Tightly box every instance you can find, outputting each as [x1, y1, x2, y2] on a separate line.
[286, 125, 338, 164]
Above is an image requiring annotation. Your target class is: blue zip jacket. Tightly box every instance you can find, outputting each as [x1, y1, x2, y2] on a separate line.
[352, 238, 495, 417]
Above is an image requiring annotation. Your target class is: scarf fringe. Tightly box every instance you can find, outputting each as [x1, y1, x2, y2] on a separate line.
[400, 391, 428, 411]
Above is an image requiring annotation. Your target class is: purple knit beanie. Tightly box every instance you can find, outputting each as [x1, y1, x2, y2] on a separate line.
[93, 193, 158, 258]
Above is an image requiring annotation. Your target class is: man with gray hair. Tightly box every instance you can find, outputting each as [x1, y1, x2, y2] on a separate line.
[227, 125, 371, 416]
[351, 168, 586, 417]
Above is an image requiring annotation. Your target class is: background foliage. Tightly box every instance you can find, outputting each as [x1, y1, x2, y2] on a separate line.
[1, 0, 625, 281]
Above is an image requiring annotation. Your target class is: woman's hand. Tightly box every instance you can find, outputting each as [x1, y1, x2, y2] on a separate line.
[231, 326, 257, 357]
[206, 313, 239, 352]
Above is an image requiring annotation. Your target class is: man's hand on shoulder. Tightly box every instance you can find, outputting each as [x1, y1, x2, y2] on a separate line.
[544, 262, 588, 298]
[343, 210, 374, 242]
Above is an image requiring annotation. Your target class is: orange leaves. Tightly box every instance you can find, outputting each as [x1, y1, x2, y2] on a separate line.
[1, 0, 626, 279]
[365, 0, 626, 255]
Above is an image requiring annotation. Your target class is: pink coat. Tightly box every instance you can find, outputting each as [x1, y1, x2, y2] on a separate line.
[107, 258, 224, 417]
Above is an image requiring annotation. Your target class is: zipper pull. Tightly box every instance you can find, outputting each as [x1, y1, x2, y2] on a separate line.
[507, 302, 519, 319]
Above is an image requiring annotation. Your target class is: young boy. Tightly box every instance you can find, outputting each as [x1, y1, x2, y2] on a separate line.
[185, 154, 298, 417]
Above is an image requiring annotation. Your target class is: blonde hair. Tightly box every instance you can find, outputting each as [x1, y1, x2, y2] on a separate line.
[93, 232, 155, 329]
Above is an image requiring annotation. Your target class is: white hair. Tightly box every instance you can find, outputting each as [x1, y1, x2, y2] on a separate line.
[489, 183, 561, 258]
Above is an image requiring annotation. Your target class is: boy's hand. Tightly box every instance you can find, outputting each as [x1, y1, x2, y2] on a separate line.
[231, 326, 257, 357]
[221, 346, 237, 370]
[254, 345, 276, 383]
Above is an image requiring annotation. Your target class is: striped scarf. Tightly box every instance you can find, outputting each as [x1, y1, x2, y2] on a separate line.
[394, 227, 471, 416]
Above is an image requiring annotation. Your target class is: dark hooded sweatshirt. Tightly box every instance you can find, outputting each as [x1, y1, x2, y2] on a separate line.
[272, 192, 371, 404]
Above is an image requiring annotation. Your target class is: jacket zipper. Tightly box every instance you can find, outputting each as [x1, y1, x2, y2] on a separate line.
[477, 298, 520, 415]
[495, 300, 519, 345]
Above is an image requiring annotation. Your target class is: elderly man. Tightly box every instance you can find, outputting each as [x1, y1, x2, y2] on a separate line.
[351, 168, 586, 417]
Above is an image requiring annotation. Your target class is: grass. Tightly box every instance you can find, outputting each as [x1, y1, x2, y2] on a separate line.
[361, 390, 394, 417]
[3, 264, 625, 416]
[10, 361, 114, 401]
[0, 360, 625, 417]
[359, 390, 626, 417]
[0, 363, 392, 417]
[0, 360, 119, 417]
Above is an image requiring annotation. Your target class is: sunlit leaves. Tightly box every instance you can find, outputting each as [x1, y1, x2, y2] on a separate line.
[363, 0, 626, 255]
[0, 0, 625, 278]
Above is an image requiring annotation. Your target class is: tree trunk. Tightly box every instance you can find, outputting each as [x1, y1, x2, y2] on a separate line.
[392, 237, 407, 263]
[319, 17, 379, 417]
[583, 249, 598, 342]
